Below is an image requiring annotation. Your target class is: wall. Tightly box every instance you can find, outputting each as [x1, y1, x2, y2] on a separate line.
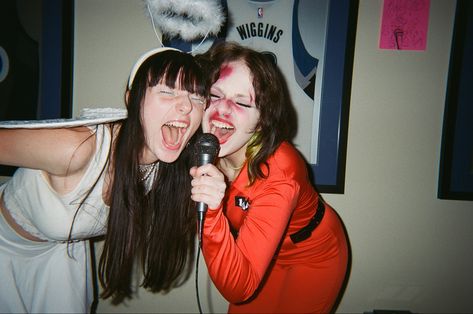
[73, 0, 473, 313]
[330, 1, 473, 312]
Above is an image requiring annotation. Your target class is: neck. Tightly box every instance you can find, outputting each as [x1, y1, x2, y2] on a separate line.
[220, 158, 243, 170]
[139, 148, 159, 165]
[219, 144, 248, 180]
[219, 157, 245, 182]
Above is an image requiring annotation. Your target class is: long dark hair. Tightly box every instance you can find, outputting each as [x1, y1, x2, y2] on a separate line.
[99, 50, 209, 303]
[201, 42, 296, 184]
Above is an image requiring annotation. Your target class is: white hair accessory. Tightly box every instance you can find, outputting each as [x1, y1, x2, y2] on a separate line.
[128, 46, 182, 89]
[144, 0, 225, 41]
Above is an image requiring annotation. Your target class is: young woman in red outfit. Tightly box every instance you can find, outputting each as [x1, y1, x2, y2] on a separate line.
[190, 42, 349, 313]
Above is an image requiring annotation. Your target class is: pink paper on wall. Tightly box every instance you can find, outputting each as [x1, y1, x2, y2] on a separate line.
[379, 0, 430, 50]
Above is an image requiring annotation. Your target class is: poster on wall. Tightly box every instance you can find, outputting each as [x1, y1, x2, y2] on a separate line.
[0, 0, 74, 176]
[379, 0, 430, 51]
[166, 0, 358, 193]
[221, 0, 327, 167]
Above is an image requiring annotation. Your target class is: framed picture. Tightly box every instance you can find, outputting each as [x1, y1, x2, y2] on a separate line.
[308, 0, 358, 193]
[0, 0, 74, 176]
[166, 0, 358, 194]
[438, 0, 473, 201]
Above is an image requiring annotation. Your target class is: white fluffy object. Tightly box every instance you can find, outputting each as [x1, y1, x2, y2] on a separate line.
[145, 0, 225, 41]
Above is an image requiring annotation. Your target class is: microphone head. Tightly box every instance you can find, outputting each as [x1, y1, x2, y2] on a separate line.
[193, 133, 220, 166]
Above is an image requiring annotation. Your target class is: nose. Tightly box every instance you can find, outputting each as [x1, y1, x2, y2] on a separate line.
[215, 98, 233, 117]
[176, 94, 192, 115]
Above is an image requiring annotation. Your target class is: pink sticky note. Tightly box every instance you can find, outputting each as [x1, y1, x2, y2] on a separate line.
[379, 0, 430, 50]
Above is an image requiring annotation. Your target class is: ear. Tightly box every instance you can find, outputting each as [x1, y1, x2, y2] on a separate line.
[125, 90, 130, 107]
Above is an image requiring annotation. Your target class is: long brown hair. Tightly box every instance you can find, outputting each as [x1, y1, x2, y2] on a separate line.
[200, 42, 296, 184]
[99, 50, 209, 303]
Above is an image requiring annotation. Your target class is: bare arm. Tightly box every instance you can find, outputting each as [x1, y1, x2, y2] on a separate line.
[0, 126, 96, 194]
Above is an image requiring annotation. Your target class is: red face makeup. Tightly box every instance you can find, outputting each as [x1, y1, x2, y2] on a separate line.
[203, 61, 260, 161]
[219, 64, 233, 80]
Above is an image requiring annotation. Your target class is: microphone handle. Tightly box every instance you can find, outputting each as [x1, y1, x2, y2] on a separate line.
[196, 152, 216, 244]
[197, 210, 206, 247]
[196, 201, 208, 213]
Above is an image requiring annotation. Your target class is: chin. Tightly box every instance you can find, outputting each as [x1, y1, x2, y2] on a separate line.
[217, 146, 231, 158]
[158, 149, 184, 163]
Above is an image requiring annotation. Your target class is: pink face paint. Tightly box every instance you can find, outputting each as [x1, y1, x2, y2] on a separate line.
[229, 100, 247, 113]
[224, 98, 234, 107]
[209, 96, 247, 121]
[219, 64, 233, 80]
[216, 98, 246, 114]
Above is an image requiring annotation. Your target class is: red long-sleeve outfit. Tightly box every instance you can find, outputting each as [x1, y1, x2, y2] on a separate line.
[202, 142, 349, 313]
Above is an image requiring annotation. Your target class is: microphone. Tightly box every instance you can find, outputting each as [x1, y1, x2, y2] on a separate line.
[193, 133, 220, 242]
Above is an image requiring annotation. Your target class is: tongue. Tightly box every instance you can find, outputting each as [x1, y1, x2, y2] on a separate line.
[213, 127, 234, 143]
[162, 125, 181, 146]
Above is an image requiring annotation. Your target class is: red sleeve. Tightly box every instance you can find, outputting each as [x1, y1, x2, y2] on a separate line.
[201, 173, 300, 303]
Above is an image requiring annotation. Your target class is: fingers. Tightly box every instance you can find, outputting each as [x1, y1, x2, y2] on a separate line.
[190, 164, 226, 210]
[190, 163, 223, 178]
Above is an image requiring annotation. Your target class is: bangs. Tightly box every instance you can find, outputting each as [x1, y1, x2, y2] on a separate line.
[147, 54, 207, 97]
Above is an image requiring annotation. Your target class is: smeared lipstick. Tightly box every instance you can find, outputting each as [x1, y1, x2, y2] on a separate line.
[208, 112, 234, 144]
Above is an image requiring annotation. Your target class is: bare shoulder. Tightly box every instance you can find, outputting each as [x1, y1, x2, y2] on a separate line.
[0, 126, 97, 176]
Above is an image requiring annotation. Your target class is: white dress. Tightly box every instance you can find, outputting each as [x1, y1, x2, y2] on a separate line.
[0, 123, 112, 313]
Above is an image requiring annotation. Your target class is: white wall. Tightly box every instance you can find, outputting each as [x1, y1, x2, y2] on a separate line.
[73, 0, 158, 116]
[73, 0, 473, 313]
[329, 1, 473, 313]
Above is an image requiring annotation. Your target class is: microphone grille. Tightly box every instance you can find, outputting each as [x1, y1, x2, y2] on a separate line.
[193, 133, 220, 168]
[194, 133, 220, 155]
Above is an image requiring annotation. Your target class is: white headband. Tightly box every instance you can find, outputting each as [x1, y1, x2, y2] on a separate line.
[127, 46, 182, 89]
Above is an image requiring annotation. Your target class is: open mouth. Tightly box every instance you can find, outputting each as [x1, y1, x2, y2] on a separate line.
[162, 120, 188, 149]
[209, 120, 235, 144]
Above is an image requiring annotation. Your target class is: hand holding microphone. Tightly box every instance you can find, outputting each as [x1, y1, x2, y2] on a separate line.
[190, 133, 225, 241]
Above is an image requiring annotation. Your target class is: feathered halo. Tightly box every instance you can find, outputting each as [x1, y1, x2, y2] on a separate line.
[144, 0, 226, 42]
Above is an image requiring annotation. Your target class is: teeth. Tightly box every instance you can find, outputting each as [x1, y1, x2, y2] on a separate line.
[212, 120, 233, 129]
[165, 121, 187, 128]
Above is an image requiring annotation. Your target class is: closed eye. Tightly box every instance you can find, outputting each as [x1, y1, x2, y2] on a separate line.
[236, 102, 252, 108]
[210, 93, 221, 100]
[159, 89, 175, 96]
[190, 96, 205, 106]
